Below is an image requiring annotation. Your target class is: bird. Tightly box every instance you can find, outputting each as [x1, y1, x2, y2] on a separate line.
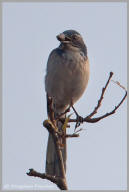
[45, 29, 90, 177]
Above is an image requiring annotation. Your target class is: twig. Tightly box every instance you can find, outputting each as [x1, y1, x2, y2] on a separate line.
[85, 90, 127, 123]
[88, 72, 113, 118]
[26, 169, 67, 190]
[74, 128, 85, 134]
[66, 133, 79, 138]
[111, 80, 126, 91]
[27, 169, 58, 183]
[56, 106, 71, 119]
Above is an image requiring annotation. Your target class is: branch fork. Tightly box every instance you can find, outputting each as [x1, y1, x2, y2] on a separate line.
[61, 72, 127, 125]
[27, 72, 127, 190]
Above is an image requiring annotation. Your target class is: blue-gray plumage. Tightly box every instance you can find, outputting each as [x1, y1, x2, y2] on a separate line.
[45, 30, 90, 176]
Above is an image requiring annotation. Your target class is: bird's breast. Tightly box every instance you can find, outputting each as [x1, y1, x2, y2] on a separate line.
[60, 51, 90, 104]
[45, 48, 90, 112]
[62, 51, 86, 72]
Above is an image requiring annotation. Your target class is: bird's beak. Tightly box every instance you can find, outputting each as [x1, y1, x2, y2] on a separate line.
[56, 33, 65, 42]
[56, 33, 71, 43]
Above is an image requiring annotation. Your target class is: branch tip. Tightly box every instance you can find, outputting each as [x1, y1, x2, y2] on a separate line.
[110, 71, 114, 76]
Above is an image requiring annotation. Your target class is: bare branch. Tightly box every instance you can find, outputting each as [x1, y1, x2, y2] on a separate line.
[66, 133, 79, 138]
[26, 169, 67, 190]
[111, 80, 126, 91]
[88, 71, 113, 118]
[56, 106, 71, 119]
[27, 169, 58, 183]
[43, 120, 66, 180]
[27, 72, 127, 190]
[27, 120, 68, 190]
[86, 90, 127, 123]
[60, 72, 127, 125]
[67, 88, 127, 124]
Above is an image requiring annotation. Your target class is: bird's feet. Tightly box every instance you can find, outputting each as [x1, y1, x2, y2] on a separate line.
[72, 105, 84, 131]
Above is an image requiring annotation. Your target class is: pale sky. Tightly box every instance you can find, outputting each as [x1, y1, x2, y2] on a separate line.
[2, 2, 127, 190]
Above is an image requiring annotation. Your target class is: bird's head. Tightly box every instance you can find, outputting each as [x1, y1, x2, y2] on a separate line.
[56, 30, 87, 56]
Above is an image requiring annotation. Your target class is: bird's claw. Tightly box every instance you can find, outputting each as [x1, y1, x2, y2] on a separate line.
[74, 115, 84, 131]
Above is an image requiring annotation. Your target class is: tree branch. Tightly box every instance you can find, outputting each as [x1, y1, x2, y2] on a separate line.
[26, 169, 67, 190]
[27, 120, 68, 190]
[60, 72, 127, 124]
[43, 120, 66, 180]
[67, 90, 127, 123]
[27, 71, 127, 190]
[66, 133, 79, 138]
[88, 71, 113, 118]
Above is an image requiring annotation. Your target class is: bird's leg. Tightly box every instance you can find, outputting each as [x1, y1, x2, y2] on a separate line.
[71, 105, 84, 131]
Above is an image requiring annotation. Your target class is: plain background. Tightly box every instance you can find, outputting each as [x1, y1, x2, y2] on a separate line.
[2, 2, 127, 190]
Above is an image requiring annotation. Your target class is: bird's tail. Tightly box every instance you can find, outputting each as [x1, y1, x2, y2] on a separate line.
[45, 121, 66, 176]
